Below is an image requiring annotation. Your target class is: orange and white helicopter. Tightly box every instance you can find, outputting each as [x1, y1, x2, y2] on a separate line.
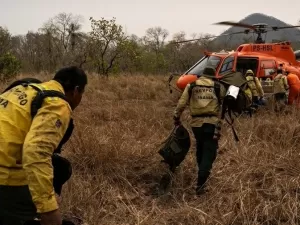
[169, 21, 300, 93]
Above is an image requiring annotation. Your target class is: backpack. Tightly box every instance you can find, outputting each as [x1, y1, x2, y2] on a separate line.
[220, 72, 253, 142]
[223, 82, 252, 115]
[1, 78, 74, 154]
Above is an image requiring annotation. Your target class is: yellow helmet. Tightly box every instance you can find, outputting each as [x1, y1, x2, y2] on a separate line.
[246, 69, 254, 74]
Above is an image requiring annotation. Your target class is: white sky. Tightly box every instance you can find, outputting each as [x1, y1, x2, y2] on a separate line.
[1, 0, 300, 39]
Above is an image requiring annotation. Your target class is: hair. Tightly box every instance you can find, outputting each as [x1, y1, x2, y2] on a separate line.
[1, 78, 42, 94]
[53, 66, 88, 93]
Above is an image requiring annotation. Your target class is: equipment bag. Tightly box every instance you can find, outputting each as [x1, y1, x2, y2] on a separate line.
[158, 124, 191, 172]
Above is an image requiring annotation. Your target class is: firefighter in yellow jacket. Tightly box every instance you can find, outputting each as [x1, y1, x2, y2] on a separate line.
[244, 69, 264, 106]
[0, 66, 87, 225]
[173, 67, 227, 195]
[273, 67, 289, 111]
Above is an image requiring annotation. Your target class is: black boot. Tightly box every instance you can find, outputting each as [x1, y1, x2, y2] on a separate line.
[196, 185, 206, 195]
[196, 174, 209, 196]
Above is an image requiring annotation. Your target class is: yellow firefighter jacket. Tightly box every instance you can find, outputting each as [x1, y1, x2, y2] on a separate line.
[0, 80, 72, 213]
[246, 75, 259, 97]
[273, 73, 289, 94]
[174, 76, 226, 127]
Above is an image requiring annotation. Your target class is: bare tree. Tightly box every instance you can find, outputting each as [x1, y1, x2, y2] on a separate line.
[144, 27, 169, 54]
[42, 12, 84, 52]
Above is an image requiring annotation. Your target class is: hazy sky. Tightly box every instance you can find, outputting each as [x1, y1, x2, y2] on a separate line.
[1, 0, 300, 39]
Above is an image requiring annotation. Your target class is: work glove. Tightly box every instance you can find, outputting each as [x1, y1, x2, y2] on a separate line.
[173, 116, 181, 126]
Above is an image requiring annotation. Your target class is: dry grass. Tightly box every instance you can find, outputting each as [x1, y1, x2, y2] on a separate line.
[2, 73, 300, 225]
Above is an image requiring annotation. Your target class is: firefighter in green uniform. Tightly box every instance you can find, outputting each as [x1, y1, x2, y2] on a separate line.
[173, 67, 227, 195]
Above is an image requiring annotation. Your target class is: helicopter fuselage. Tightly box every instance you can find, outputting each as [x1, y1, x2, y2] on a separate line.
[176, 41, 300, 91]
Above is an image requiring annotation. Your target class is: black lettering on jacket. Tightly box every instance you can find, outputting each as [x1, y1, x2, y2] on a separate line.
[0, 97, 8, 108]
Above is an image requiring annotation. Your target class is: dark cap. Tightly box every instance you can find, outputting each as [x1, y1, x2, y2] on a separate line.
[202, 67, 216, 78]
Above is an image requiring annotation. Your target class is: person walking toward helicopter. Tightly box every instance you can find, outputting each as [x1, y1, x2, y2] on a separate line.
[244, 69, 262, 106]
[273, 67, 289, 112]
[173, 66, 227, 195]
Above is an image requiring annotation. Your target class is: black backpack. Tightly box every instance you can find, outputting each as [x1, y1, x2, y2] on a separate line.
[1, 78, 74, 153]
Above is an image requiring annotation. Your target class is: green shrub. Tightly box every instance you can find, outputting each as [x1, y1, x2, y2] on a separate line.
[0, 52, 21, 81]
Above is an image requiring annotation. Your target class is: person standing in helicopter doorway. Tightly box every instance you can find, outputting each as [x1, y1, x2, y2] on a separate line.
[173, 66, 227, 195]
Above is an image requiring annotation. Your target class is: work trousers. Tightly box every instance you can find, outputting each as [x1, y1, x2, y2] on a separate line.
[274, 93, 287, 112]
[191, 123, 218, 189]
[0, 154, 72, 225]
[252, 96, 260, 105]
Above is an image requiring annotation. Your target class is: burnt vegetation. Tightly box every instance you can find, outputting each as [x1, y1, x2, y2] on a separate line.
[1, 12, 300, 225]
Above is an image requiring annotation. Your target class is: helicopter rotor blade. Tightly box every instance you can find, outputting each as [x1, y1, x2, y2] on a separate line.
[271, 25, 300, 31]
[213, 21, 256, 30]
[171, 30, 252, 44]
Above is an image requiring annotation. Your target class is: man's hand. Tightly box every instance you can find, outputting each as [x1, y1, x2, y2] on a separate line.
[40, 209, 62, 225]
[173, 116, 181, 126]
[56, 194, 62, 205]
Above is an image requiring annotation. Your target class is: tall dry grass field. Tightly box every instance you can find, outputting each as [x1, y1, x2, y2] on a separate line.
[2, 73, 300, 225]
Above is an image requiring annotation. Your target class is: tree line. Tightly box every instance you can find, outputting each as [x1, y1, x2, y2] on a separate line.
[0, 12, 299, 81]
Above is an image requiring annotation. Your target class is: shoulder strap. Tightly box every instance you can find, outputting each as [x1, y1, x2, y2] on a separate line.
[213, 80, 221, 105]
[1, 78, 42, 94]
[54, 118, 74, 154]
[188, 81, 196, 96]
[188, 81, 196, 101]
[28, 84, 74, 153]
[28, 84, 68, 118]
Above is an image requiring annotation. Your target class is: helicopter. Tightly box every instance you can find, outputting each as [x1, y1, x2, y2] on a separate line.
[169, 21, 300, 93]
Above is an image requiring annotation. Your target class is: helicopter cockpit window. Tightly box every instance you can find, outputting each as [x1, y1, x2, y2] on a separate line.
[188, 56, 221, 76]
[219, 56, 234, 74]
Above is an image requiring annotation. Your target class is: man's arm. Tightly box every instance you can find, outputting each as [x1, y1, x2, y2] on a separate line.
[22, 98, 71, 214]
[173, 84, 190, 119]
[255, 77, 264, 97]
